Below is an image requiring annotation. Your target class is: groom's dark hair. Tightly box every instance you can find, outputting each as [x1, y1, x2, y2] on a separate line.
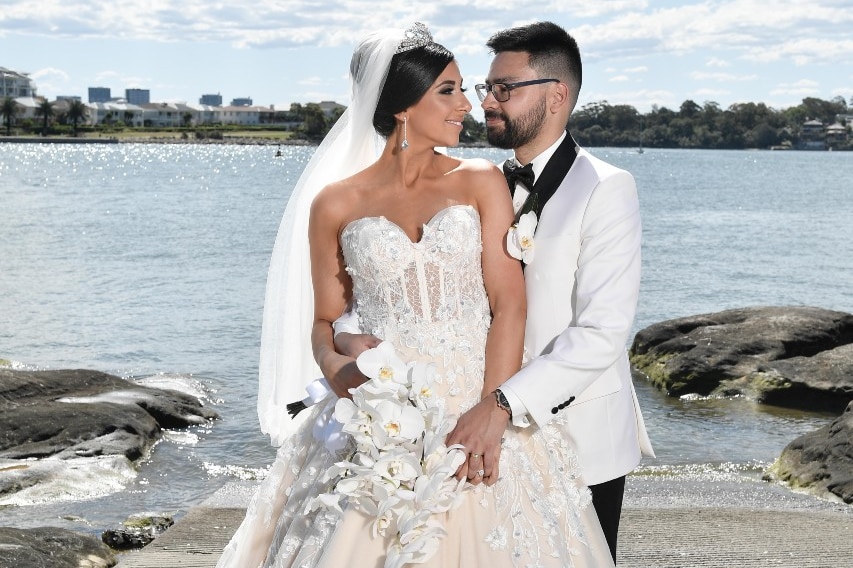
[373, 43, 455, 137]
[487, 21, 582, 109]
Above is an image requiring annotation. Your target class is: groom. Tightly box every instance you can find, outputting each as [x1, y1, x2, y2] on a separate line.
[445, 21, 654, 562]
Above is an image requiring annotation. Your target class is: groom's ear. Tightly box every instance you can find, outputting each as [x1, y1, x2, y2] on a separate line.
[549, 82, 571, 115]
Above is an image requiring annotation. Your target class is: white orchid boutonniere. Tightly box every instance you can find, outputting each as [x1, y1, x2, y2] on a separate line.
[507, 209, 538, 265]
[307, 341, 467, 568]
[507, 185, 539, 265]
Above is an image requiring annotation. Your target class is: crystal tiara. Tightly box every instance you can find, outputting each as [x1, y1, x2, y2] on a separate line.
[396, 22, 433, 53]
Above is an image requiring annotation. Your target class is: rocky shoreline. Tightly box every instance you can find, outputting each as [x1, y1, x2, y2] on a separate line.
[630, 305, 853, 504]
[0, 367, 216, 567]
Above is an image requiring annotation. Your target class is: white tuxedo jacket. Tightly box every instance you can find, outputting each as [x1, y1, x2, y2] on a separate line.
[502, 147, 654, 486]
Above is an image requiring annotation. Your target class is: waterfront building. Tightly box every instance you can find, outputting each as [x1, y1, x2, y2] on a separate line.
[9, 97, 43, 120]
[1, 67, 37, 98]
[88, 87, 111, 103]
[799, 119, 826, 150]
[86, 101, 146, 127]
[125, 88, 151, 105]
[140, 102, 198, 127]
[825, 122, 848, 146]
[218, 104, 261, 125]
[230, 97, 253, 106]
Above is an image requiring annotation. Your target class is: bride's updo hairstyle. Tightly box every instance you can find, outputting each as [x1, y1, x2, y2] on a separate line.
[372, 41, 454, 137]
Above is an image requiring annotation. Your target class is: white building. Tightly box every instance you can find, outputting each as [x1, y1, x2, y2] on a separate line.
[86, 101, 146, 127]
[1, 67, 37, 98]
[216, 105, 263, 125]
[10, 97, 43, 120]
[140, 102, 198, 127]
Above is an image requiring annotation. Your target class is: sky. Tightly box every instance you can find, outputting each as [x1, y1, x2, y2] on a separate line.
[2, 0, 852, 121]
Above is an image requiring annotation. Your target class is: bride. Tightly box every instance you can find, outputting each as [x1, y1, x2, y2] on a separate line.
[217, 23, 614, 568]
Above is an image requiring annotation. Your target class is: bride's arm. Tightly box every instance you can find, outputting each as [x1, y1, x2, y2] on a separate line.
[446, 161, 526, 485]
[479, 170, 527, 395]
[308, 188, 367, 399]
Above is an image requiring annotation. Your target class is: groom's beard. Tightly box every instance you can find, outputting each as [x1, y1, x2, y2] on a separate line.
[485, 97, 547, 150]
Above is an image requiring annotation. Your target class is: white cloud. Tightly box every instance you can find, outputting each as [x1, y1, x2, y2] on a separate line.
[30, 67, 69, 82]
[746, 37, 853, 66]
[693, 88, 731, 99]
[706, 57, 729, 68]
[298, 76, 325, 87]
[581, 87, 676, 110]
[771, 79, 821, 97]
[690, 71, 758, 82]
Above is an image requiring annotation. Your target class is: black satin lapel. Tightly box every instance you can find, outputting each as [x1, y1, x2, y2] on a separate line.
[531, 132, 578, 218]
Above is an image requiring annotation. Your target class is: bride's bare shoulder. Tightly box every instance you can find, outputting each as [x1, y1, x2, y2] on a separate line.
[455, 157, 502, 174]
[447, 157, 506, 195]
[311, 170, 374, 224]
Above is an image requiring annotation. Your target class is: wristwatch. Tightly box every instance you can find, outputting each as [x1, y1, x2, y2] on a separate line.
[493, 388, 512, 418]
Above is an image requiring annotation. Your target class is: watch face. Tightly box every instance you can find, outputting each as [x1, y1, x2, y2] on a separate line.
[495, 390, 510, 413]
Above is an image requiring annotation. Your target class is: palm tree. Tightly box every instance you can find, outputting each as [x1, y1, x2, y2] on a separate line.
[67, 100, 88, 137]
[1, 97, 19, 136]
[35, 99, 55, 136]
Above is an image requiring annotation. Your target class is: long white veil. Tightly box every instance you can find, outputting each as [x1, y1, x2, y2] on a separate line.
[258, 29, 404, 446]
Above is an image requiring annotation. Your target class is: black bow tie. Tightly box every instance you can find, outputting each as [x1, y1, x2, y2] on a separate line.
[502, 160, 535, 192]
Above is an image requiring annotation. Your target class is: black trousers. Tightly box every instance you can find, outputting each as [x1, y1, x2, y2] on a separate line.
[589, 475, 626, 564]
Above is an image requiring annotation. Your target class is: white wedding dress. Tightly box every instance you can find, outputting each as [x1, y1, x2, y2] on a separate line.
[217, 204, 614, 567]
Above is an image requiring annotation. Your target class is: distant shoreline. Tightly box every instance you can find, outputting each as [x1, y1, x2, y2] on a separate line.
[0, 135, 493, 148]
[0, 135, 309, 146]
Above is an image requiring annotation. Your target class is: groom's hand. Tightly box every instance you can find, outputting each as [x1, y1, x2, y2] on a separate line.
[334, 332, 382, 358]
[326, 358, 368, 399]
[446, 397, 509, 487]
[317, 349, 368, 399]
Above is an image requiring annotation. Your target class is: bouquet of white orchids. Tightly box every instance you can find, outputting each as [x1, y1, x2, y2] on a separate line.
[307, 341, 467, 568]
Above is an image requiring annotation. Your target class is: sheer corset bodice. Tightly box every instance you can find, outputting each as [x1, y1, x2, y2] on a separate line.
[341, 204, 491, 409]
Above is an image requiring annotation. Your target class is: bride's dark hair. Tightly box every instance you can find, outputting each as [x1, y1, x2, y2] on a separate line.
[373, 43, 454, 137]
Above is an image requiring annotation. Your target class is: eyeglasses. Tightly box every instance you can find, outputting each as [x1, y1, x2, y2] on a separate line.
[474, 79, 559, 102]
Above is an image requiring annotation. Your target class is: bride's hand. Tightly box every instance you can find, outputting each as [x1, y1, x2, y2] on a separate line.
[334, 332, 382, 358]
[446, 397, 509, 487]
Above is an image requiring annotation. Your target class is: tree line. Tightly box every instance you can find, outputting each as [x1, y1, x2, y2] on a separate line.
[316, 95, 852, 150]
[3, 95, 851, 150]
[569, 96, 851, 150]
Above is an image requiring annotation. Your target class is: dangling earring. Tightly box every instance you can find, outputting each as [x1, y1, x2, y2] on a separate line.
[401, 116, 409, 150]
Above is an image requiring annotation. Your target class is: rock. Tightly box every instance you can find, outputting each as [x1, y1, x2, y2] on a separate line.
[0, 526, 116, 567]
[101, 512, 175, 550]
[629, 306, 853, 411]
[764, 400, 853, 504]
[0, 368, 217, 499]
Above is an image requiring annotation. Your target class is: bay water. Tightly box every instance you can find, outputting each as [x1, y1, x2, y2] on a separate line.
[1, 143, 851, 532]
